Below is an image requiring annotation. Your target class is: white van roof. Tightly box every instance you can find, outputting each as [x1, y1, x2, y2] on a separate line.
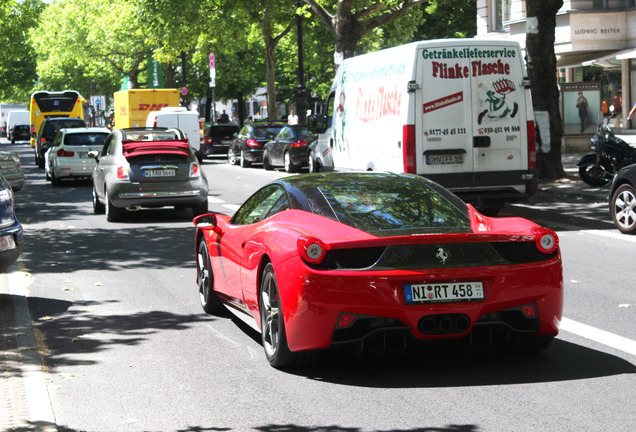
[160, 107, 188, 112]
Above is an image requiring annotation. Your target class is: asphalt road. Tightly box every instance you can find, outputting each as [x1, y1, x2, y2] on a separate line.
[2, 139, 635, 432]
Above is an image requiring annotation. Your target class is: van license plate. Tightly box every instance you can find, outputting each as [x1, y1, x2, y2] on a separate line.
[426, 154, 463, 165]
[404, 282, 484, 304]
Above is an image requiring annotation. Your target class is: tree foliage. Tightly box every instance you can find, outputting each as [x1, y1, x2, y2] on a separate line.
[0, 0, 44, 103]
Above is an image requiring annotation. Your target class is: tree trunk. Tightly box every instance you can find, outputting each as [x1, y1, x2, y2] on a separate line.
[264, 35, 278, 121]
[526, 0, 565, 180]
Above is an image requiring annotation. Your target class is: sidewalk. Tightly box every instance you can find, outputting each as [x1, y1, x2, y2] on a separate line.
[538, 152, 611, 203]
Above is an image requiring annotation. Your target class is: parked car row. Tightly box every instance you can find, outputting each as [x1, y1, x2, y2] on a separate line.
[225, 121, 319, 173]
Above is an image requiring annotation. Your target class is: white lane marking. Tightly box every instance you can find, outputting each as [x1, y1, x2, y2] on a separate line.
[561, 317, 636, 356]
[207, 196, 225, 203]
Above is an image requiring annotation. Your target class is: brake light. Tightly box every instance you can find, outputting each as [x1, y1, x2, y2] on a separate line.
[403, 124, 416, 173]
[205, 137, 213, 144]
[297, 236, 327, 264]
[290, 139, 308, 148]
[56, 149, 74, 157]
[246, 138, 261, 148]
[532, 227, 558, 254]
[153, 120, 157, 128]
[41, 138, 46, 143]
[527, 121, 536, 170]
[190, 162, 200, 177]
[116, 166, 129, 180]
[199, 119, 204, 144]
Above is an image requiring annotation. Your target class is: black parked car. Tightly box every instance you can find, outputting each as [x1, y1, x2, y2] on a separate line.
[203, 124, 239, 157]
[34, 117, 86, 168]
[227, 122, 285, 168]
[609, 163, 636, 234]
[263, 125, 317, 173]
[10, 125, 30, 144]
[0, 173, 23, 272]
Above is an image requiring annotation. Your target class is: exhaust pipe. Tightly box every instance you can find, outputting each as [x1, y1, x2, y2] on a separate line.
[418, 314, 471, 335]
[126, 205, 141, 211]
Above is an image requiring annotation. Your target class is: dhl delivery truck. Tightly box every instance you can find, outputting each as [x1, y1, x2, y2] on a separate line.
[114, 89, 179, 129]
[312, 39, 537, 215]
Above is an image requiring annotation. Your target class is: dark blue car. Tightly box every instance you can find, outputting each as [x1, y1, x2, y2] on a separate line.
[0, 173, 23, 272]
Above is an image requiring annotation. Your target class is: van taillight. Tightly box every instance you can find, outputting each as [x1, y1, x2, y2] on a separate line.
[527, 121, 536, 170]
[153, 121, 157, 128]
[403, 124, 416, 174]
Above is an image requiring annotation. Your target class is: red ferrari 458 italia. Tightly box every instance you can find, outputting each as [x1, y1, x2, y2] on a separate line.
[194, 172, 563, 368]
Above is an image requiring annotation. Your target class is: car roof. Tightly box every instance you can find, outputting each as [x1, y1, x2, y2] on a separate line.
[61, 127, 111, 134]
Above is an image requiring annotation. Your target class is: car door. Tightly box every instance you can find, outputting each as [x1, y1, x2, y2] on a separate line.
[93, 134, 118, 199]
[269, 127, 289, 165]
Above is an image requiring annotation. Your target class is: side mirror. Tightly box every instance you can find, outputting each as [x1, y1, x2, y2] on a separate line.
[87, 150, 100, 161]
[194, 213, 222, 234]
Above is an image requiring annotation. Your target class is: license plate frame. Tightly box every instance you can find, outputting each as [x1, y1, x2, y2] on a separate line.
[426, 154, 464, 165]
[404, 282, 484, 304]
[143, 169, 176, 178]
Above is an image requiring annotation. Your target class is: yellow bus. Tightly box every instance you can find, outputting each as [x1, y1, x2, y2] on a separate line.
[29, 90, 86, 147]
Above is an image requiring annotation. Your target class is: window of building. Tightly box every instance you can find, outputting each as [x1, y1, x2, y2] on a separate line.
[492, 0, 511, 31]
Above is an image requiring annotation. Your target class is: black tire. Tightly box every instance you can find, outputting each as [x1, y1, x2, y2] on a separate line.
[197, 239, 222, 314]
[51, 172, 61, 186]
[260, 263, 297, 368]
[228, 147, 238, 165]
[578, 164, 610, 187]
[611, 184, 636, 234]
[192, 199, 209, 217]
[283, 151, 297, 173]
[308, 151, 319, 173]
[263, 150, 273, 170]
[92, 185, 105, 214]
[36, 155, 44, 169]
[105, 189, 125, 222]
[240, 150, 251, 168]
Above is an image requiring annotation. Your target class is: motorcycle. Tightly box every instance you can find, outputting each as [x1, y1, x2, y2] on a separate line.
[577, 110, 636, 187]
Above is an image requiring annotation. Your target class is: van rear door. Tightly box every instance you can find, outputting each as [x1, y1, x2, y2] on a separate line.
[416, 42, 528, 193]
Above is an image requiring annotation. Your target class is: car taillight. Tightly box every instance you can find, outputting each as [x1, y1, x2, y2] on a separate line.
[57, 149, 74, 157]
[527, 121, 536, 170]
[205, 137, 213, 144]
[403, 124, 416, 173]
[116, 166, 129, 180]
[290, 139, 308, 148]
[41, 138, 46, 143]
[532, 227, 558, 254]
[246, 138, 261, 148]
[190, 162, 200, 177]
[298, 236, 327, 264]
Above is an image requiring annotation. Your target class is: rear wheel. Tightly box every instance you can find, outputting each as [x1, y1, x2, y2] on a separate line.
[197, 239, 222, 314]
[240, 150, 251, 168]
[611, 184, 636, 234]
[260, 263, 297, 368]
[308, 151, 319, 173]
[227, 147, 238, 165]
[263, 150, 273, 170]
[192, 199, 209, 217]
[105, 189, 125, 222]
[92, 185, 105, 214]
[284, 151, 297, 173]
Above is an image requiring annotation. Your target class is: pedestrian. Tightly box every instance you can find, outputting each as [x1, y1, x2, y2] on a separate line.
[220, 110, 229, 123]
[612, 90, 622, 127]
[288, 109, 298, 125]
[576, 92, 588, 133]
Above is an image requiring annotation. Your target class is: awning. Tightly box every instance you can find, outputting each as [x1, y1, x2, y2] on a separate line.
[557, 48, 636, 68]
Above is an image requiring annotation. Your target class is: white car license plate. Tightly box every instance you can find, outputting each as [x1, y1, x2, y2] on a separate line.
[0, 235, 16, 252]
[143, 169, 176, 177]
[426, 154, 463, 165]
[404, 282, 484, 304]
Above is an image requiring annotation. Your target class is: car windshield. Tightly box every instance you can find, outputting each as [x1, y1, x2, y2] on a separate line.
[253, 126, 284, 139]
[124, 130, 180, 141]
[301, 174, 471, 234]
[64, 133, 109, 146]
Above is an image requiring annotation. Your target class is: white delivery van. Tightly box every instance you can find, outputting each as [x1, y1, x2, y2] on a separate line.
[146, 107, 204, 159]
[0, 103, 27, 137]
[312, 38, 536, 214]
[6, 110, 30, 140]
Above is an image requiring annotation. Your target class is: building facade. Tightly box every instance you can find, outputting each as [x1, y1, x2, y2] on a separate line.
[477, 0, 636, 140]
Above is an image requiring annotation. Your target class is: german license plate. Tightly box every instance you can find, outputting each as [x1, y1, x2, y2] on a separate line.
[143, 169, 176, 177]
[404, 282, 484, 304]
[0, 235, 16, 251]
[426, 154, 463, 165]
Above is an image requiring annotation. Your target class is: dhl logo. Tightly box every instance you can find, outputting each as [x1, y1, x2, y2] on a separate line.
[137, 103, 169, 111]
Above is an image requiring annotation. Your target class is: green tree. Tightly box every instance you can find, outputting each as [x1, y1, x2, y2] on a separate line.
[413, 0, 476, 40]
[303, 0, 427, 63]
[0, 0, 44, 102]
